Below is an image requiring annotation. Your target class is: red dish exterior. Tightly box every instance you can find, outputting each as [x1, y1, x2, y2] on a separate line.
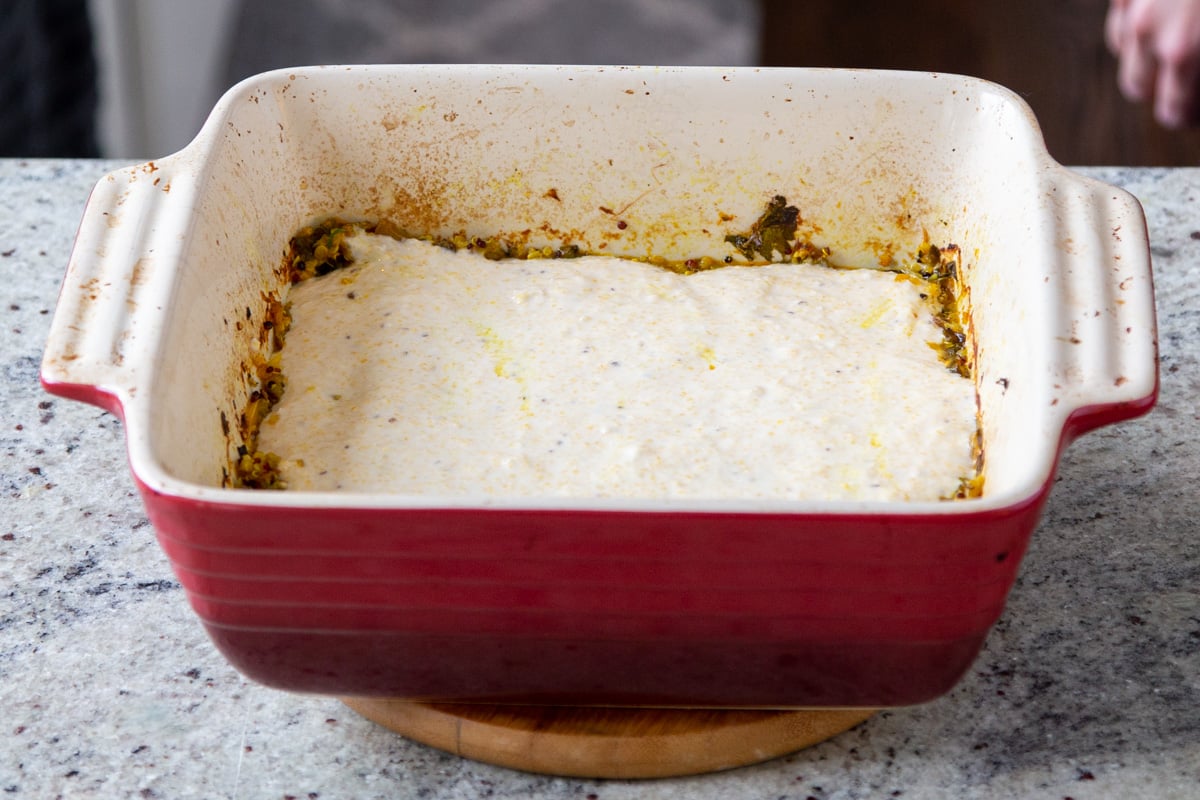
[145, 478, 1051, 707]
[44, 380, 1150, 707]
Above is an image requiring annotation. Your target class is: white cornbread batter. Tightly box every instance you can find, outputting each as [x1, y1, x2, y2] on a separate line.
[257, 233, 977, 500]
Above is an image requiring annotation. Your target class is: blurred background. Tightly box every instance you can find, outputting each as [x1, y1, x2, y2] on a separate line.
[3, 0, 1199, 164]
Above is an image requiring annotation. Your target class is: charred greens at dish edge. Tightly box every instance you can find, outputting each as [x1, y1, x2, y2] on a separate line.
[915, 240, 971, 379]
[234, 198, 977, 496]
[725, 195, 801, 262]
[290, 219, 586, 283]
[288, 222, 353, 282]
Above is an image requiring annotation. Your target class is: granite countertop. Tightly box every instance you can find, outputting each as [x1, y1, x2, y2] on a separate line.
[1, 159, 1197, 799]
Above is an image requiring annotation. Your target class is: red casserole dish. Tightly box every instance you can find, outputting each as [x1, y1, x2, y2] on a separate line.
[41, 65, 1157, 707]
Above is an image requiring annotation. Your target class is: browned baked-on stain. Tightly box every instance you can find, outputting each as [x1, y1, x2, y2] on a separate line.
[612, 184, 661, 218]
[129, 258, 150, 288]
[888, 187, 938, 237]
[80, 277, 101, 300]
[544, 188, 561, 201]
[1115, 376, 1129, 387]
[379, 186, 452, 236]
[865, 237, 897, 268]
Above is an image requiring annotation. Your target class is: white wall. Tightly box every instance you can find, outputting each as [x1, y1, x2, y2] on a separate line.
[88, 0, 240, 158]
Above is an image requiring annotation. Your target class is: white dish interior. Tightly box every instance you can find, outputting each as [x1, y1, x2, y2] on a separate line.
[43, 65, 1156, 513]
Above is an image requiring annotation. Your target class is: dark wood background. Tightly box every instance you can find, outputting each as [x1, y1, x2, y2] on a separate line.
[760, 0, 1200, 165]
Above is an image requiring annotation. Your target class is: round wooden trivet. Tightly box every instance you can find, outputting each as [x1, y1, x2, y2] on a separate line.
[340, 698, 875, 779]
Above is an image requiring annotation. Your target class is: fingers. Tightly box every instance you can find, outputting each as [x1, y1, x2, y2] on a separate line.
[1106, 0, 1131, 54]
[1108, 0, 1200, 128]
[1154, 48, 1200, 127]
[1116, 18, 1158, 103]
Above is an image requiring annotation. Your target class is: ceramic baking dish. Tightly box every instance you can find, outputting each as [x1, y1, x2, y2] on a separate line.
[41, 65, 1156, 708]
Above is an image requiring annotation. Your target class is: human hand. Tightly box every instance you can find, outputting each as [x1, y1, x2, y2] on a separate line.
[1106, 0, 1200, 128]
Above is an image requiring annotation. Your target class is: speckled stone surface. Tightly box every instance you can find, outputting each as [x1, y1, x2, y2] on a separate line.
[2, 159, 1198, 798]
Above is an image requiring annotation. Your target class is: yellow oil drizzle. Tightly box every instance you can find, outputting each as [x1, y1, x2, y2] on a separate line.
[859, 298, 893, 329]
[475, 323, 531, 414]
[475, 323, 511, 377]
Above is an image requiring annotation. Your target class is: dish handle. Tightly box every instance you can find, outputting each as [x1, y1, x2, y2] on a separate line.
[1051, 177, 1159, 442]
[40, 162, 181, 418]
